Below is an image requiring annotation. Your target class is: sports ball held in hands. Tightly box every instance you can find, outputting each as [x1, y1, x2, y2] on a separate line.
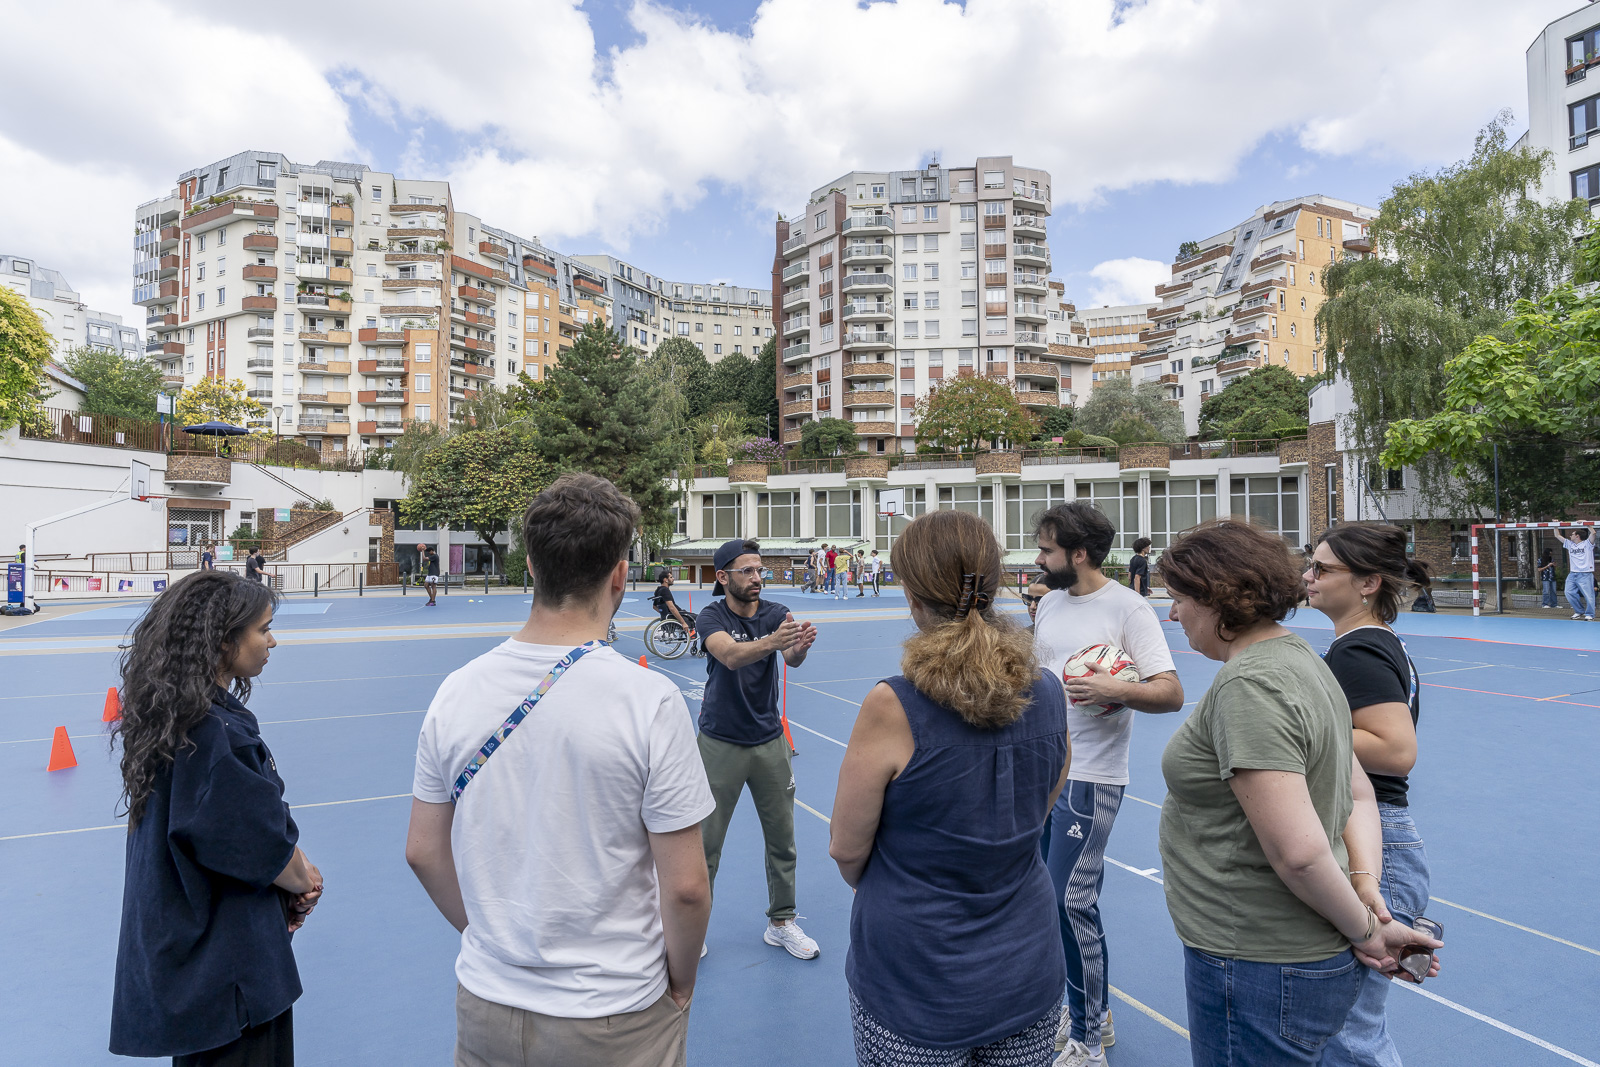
[1061, 643, 1141, 717]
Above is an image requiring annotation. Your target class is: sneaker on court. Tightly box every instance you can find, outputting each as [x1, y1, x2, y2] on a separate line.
[1574, 612, 1585, 619]
[1054, 1011, 1114, 1053]
[1053, 1039, 1106, 1067]
[1587, 615, 1596, 621]
[763, 920, 820, 959]
[1102, 1010, 1114, 1048]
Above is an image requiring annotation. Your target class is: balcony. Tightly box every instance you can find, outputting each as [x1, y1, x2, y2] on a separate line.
[146, 340, 184, 356]
[247, 388, 274, 400]
[781, 399, 814, 417]
[298, 393, 329, 405]
[852, 421, 895, 436]
[162, 374, 185, 387]
[462, 309, 495, 328]
[1013, 301, 1047, 322]
[458, 285, 495, 306]
[1012, 214, 1047, 239]
[241, 295, 278, 311]
[781, 289, 809, 310]
[155, 254, 180, 277]
[843, 302, 892, 322]
[454, 335, 497, 355]
[358, 357, 408, 373]
[1250, 248, 1296, 271]
[182, 198, 279, 233]
[843, 389, 894, 409]
[782, 232, 808, 255]
[358, 419, 407, 435]
[781, 342, 811, 363]
[1014, 331, 1047, 351]
[842, 330, 894, 351]
[359, 389, 408, 405]
[1015, 389, 1060, 408]
[297, 294, 329, 307]
[842, 360, 894, 380]
[1012, 243, 1050, 266]
[1012, 186, 1052, 214]
[387, 226, 446, 240]
[133, 280, 180, 306]
[841, 272, 892, 293]
[147, 312, 178, 328]
[781, 371, 813, 390]
[781, 260, 810, 283]
[479, 240, 509, 260]
[357, 328, 407, 345]
[841, 214, 893, 235]
[242, 264, 277, 282]
[159, 225, 180, 248]
[783, 428, 803, 445]
[246, 327, 273, 339]
[454, 358, 494, 379]
[783, 316, 810, 337]
[1013, 360, 1058, 381]
[246, 357, 274, 370]
[842, 243, 893, 265]
[1012, 272, 1048, 293]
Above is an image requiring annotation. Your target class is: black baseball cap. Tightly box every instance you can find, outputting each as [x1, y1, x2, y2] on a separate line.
[714, 539, 757, 571]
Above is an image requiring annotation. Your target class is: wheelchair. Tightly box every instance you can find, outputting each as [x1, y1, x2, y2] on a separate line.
[644, 610, 702, 660]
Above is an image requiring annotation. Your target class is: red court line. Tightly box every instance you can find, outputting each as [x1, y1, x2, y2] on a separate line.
[1423, 681, 1600, 710]
[1436, 633, 1600, 654]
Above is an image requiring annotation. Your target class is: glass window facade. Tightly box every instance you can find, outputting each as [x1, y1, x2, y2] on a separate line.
[1150, 478, 1217, 547]
[814, 489, 861, 539]
[757, 491, 800, 539]
[1230, 476, 1301, 545]
[702, 493, 742, 540]
[1005, 483, 1066, 550]
[1077, 481, 1140, 549]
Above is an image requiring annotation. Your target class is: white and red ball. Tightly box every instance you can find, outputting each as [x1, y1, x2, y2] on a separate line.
[1061, 643, 1141, 717]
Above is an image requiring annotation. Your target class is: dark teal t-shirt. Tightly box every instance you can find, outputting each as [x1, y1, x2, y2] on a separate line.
[697, 598, 789, 746]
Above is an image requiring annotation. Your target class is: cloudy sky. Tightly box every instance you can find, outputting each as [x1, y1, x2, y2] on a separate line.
[0, 0, 1578, 330]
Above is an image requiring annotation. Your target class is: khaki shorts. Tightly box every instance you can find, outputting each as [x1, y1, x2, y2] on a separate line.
[455, 983, 689, 1067]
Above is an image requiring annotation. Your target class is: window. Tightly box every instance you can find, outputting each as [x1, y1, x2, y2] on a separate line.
[938, 485, 994, 523]
[196, 292, 205, 310]
[856, 184, 866, 199]
[1005, 484, 1067, 550]
[713, 344, 722, 354]
[902, 235, 918, 252]
[901, 206, 916, 223]
[1230, 476, 1301, 544]
[903, 263, 918, 281]
[924, 234, 938, 252]
[875, 487, 926, 550]
[901, 178, 917, 197]
[814, 211, 827, 230]
[924, 291, 940, 310]
[216, 256, 226, 275]
[983, 171, 1004, 189]
[814, 489, 860, 538]
[1369, 467, 1405, 492]
[961, 261, 977, 279]
[217, 287, 225, 304]
[903, 293, 919, 310]
[415, 404, 431, 421]
[923, 205, 937, 222]
[903, 321, 919, 338]
[1297, 239, 1305, 260]
[1149, 478, 1217, 548]
[757, 491, 800, 538]
[961, 232, 977, 250]
[872, 183, 886, 198]
[962, 319, 978, 337]
[415, 342, 431, 360]
[1574, 163, 1600, 203]
[1077, 481, 1140, 549]
[414, 373, 431, 391]
[960, 204, 976, 221]
[197, 263, 206, 281]
[924, 320, 940, 338]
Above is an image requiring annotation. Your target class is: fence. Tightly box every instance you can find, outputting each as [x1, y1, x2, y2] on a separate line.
[32, 570, 171, 597]
[21, 407, 209, 452]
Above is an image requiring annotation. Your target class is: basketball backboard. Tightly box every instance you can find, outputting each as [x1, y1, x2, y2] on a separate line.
[878, 488, 905, 517]
[130, 458, 151, 501]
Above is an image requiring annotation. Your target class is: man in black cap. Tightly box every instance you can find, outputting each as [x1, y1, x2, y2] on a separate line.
[695, 538, 819, 960]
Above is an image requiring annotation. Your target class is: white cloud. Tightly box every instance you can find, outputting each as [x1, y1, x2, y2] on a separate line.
[1085, 257, 1171, 307]
[0, 0, 1576, 329]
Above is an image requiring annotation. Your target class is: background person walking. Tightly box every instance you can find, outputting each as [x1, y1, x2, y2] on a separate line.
[696, 538, 820, 960]
[829, 510, 1071, 1066]
[1305, 523, 1434, 1067]
[111, 570, 323, 1066]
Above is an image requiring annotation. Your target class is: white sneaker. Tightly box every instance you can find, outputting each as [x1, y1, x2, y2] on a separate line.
[1054, 1011, 1114, 1052]
[1573, 613, 1584, 620]
[1587, 615, 1596, 621]
[700, 943, 707, 958]
[1054, 1039, 1106, 1067]
[763, 920, 820, 959]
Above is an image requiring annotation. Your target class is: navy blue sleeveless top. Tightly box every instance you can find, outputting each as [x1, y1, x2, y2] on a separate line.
[845, 670, 1069, 1048]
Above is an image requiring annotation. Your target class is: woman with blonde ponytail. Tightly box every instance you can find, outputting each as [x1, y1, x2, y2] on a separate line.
[829, 509, 1072, 1066]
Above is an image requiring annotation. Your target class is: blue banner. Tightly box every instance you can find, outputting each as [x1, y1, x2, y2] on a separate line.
[6, 562, 22, 604]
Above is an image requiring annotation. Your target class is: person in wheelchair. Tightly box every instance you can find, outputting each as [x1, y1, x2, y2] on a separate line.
[652, 569, 696, 631]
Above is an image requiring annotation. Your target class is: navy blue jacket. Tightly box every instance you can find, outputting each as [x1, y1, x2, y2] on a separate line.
[110, 690, 301, 1057]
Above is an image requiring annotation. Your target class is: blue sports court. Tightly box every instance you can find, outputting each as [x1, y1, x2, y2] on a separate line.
[2, 587, 1598, 1066]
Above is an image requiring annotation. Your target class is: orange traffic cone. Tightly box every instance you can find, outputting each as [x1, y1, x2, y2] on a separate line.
[102, 687, 122, 723]
[47, 727, 77, 772]
[639, 654, 648, 668]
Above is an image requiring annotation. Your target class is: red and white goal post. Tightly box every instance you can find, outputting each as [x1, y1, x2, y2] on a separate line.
[1470, 521, 1598, 616]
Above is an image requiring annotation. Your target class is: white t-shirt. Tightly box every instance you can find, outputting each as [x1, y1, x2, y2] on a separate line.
[867, 556, 883, 576]
[1563, 536, 1595, 573]
[1032, 579, 1177, 786]
[413, 638, 715, 1019]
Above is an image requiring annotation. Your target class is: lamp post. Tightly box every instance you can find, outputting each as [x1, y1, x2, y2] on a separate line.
[273, 405, 283, 454]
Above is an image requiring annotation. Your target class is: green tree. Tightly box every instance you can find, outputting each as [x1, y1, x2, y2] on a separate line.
[175, 377, 268, 453]
[1074, 377, 1185, 444]
[530, 319, 677, 538]
[705, 350, 755, 414]
[449, 382, 534, 434]
[60, 345, 164, 420]
[799, 417, 860, 458]
[400, 428, 549, 575]
[745, 338, 780, 434]
[692, 406, 757, 465]
[913, 375, 1037, 453]
[642, 337, 712, 421]
[1382, 232, 1600, 518]
[1196, 365, 1311, 439]
[0, 285, 53, 433]
[1032, 406, 1077, 441]
[1319, 113, 1588, 499]
[380, 418, 449, 478]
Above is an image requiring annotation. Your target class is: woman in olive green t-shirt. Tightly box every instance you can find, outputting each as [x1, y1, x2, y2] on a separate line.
[1154, 521, 1441, 1067]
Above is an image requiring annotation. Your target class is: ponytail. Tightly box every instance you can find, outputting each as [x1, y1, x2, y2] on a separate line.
[901, 607, 1038, 728]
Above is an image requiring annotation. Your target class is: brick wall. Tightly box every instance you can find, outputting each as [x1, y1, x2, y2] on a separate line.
[1306, 421, 1342, 542]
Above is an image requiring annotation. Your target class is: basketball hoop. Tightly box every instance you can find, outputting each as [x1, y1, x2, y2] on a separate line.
[878, 488, 906, 518]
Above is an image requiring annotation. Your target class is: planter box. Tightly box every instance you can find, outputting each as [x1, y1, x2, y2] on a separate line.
[728, 462, 769, 485]
[975, 451, 1022, 476]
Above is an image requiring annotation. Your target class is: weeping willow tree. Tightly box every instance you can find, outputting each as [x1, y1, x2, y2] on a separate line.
[1317, 112, 1589, 508]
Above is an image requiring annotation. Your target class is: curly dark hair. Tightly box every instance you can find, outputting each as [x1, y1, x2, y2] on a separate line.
[115, 570, 277, 827]
[1156, 519, 1302, 638]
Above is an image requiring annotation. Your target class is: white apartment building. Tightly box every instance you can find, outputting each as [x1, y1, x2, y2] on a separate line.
[2, 253, 142, 359]
[1082, 301, 1157, 385]
[657, 279, 774, 362]
[774, 157, 1087, 454]
[1137, 195, 1376, 435]
[134, 151, 535, 455]
[1524, 1, 1600, 209]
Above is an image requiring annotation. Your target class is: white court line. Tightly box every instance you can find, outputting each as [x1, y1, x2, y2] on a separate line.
[0, 791, 412, 842]
[1106, 857, 1164, 885]
[1108, 985, 1189, 1040]
[1421, 664, 1493, 676]
[1429, 896, 1600, 958]
[0, 708, 426, 746]
[794, 799, 831, 824]
[790, 722, 848, 748]
[1398, 984, 1600, 1067]
[1124, 793, 1164, 809]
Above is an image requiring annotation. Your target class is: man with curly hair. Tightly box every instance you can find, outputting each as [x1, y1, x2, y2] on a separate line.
[1031, 502, 1184, 1067]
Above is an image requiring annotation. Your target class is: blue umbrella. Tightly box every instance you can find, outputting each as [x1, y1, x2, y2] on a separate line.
[182, 420, 252, 454]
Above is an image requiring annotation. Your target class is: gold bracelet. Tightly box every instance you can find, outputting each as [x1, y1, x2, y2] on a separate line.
[1349, 870, 1376, 879]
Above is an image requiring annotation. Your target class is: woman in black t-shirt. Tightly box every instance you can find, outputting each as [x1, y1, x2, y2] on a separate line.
[1304, 523, 1431, 1065]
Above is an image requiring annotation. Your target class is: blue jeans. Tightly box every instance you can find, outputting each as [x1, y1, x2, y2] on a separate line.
[1041, 781, 1123, 1050]
[1566, 571, 1595, 615]
[1543, 577, 1559, 607]
[1184, 947, 1364, 1066]
[1322, 804, 1431, 1066]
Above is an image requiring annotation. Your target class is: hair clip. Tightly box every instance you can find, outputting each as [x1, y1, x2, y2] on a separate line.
[954, 573, 991, 618]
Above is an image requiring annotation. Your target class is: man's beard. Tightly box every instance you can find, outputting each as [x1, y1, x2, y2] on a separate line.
[726, 579, 761, 605]
[1039, 559, 1077, 591]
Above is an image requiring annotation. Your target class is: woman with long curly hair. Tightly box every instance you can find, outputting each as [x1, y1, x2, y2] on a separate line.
[829, 509, 1072, 1066]
[110, 570, 323, 1067]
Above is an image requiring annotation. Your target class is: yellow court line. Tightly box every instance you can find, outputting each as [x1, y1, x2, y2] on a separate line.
[1108, 985, 1190, 1041]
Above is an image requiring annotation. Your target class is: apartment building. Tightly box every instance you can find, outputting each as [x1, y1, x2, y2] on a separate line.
[774, 157, 1080, 454]
[1136, 195, 1376, 434]
[657, 279, 774, 361]
[133, 151, 536, 455]
[2, 253, 142, 358]
[1524, 2, 1600, 209]
[1081, 301, 1156, 385]
[573, 255, 665, 355]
